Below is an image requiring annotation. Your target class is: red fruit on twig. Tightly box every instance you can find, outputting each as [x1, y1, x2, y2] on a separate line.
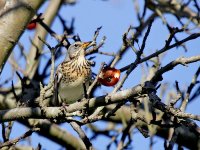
[26, 13, 43, 30]
[98, 67, 120, 86]
[27, 21, 37, 30]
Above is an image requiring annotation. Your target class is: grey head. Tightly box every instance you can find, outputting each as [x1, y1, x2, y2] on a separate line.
[67, 41, 92, 60]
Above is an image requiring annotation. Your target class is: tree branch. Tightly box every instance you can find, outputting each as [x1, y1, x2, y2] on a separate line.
[0, 0, 44, 75]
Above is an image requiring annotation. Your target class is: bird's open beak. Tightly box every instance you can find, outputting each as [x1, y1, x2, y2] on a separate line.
[81, 41, 92, 49]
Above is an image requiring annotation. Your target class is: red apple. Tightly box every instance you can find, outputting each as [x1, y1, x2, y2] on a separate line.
[98, 67, 120, 86]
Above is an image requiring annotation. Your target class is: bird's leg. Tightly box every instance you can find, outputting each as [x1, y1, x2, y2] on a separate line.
[57, 102, 69, 120]
[62, 102, 69, 107]
[61, 103, 69, 113]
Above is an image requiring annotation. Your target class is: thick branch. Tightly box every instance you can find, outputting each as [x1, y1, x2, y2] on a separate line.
[1, 83, 200, 123]
[0, 84, 143, 122]
[26, 0, 63, 79]
[0, 0, 44, 75]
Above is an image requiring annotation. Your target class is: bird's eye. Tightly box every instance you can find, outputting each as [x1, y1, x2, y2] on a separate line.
[74, 44, 79, 48]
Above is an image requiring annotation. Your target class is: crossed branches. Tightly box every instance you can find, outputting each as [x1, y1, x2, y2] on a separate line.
[0, 0, 200, 150]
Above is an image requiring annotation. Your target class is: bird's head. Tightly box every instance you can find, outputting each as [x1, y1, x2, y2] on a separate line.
[68, 41, 92, 59]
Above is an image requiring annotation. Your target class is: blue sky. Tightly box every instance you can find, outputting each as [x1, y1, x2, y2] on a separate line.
[0, 0, 199, 149]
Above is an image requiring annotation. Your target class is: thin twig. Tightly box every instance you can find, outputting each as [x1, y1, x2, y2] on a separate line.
[87, 62, 105, 97]
[120, 33, 200, 72]
[0, 128, 40, 148]
[70, 121, 93, 150]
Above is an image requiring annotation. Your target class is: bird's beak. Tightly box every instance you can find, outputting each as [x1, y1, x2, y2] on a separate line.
[81, 41, 92, 49]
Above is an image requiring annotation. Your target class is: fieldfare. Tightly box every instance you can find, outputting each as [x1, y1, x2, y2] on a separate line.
[54, 41, 92, 105]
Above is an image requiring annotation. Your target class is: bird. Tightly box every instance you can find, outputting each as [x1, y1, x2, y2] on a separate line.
[53, 41, 92, 105]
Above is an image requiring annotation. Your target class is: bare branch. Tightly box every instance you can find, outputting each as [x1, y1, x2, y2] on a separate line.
[150, 55, 200, 83]
[70, 121, 93, 150]
[0, 128, 40, 148]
